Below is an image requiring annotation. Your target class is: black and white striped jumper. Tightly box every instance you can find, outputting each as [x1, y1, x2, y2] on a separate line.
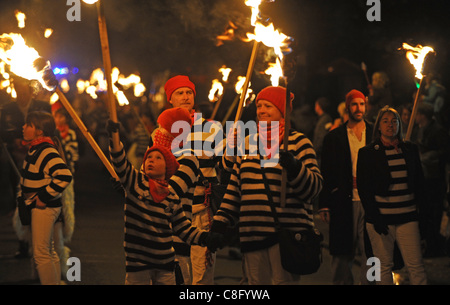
[19, 142, 73, 207]
[110, 143, 207, 272]
[213, 130, 323, 253]
[374, 146, 418, 224]
[60, 129, 79, 173]
[149, 116, 225, 256]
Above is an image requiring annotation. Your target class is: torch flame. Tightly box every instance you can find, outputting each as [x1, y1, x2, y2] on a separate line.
[401, 43, 434, 79]
[235, 76, 253, 107]
[244, 0, 292, 85]
[15, 10, 26, 29]
[264, 58, 283, 86]
[219, 66, 232, 82]
[0, 33, 54, 91]
[208, 79, 224, 102]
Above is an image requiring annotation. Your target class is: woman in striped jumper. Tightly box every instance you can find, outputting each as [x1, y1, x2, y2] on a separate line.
[357, 106, 427, 285]
[212, 86, 323, 285]
[18, 111, 73, 285]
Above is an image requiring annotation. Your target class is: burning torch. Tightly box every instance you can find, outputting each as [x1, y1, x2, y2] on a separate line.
[401, 43, 435, 141]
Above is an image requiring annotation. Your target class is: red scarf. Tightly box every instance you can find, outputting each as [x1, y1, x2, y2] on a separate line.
[381, 137, 400, 152]
[57, 124, 69, 139]
[258, 120, 285, 159]
[26, 136, 55, 148]
[148, 178, 169, 203]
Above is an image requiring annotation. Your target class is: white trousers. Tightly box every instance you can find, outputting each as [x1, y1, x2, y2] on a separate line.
[366, 221, 427, 285]
[243, 243, 300, 285]
[31, 207, 61, 285]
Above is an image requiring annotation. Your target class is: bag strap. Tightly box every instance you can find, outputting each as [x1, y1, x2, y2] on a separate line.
[260, 166, 281, 230]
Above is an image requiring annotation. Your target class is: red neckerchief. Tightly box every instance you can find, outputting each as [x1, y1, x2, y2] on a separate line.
[148, 178, 169, 203]
[57, 124, 69, 139]
[381, 137, 400, 152]
[258, 119, 285, 159]
[27, 136, 55, 149]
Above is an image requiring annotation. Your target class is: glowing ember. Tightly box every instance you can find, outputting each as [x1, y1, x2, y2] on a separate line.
[15, 10, 26, 29]
[401, 43, 434, 79]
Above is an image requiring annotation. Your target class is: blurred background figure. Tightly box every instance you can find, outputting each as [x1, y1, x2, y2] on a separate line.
[366, 71, 393, 123]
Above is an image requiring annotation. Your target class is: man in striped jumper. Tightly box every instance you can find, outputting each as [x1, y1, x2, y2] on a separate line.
[212, 86, 323, 284]
[150, 75, 225, 285]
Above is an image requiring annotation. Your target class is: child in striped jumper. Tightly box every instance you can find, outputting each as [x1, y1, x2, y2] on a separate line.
[18, 111, 73, 285]
[107, 113, 220, 285]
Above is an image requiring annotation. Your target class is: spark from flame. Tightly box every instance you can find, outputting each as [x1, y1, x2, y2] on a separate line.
[0, 33, 54, 91]
[401, 43, 434, 79]
[208, 79, 224, 102]
[15, 10, 26, 29]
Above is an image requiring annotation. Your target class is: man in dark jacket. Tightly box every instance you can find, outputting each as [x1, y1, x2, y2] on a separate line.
[318, 89, 373, 284]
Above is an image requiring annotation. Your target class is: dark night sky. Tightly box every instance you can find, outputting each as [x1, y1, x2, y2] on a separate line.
[1, 0, 449, 112]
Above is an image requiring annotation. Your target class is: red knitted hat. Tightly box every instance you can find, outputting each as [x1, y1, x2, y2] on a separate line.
[51, 101, 63, 113]
[256, 86, 294, 117]
[157, 107, 192, 137]
[345, 89, 366, 108]
[143, 145, 179, 180]
[164, 75, 196, 102]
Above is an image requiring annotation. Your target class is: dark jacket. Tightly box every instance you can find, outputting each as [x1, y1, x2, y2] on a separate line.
[318, 121, 373, 255]
[357, 139, 425, 225]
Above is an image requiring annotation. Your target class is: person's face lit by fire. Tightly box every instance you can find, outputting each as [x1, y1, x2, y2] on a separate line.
[169, 87, 195, 112]
[347, 98, 366, 122]
[256, 100, 283, 124]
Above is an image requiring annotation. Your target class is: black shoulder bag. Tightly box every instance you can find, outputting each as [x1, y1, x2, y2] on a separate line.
[261, 167, 323, 275]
